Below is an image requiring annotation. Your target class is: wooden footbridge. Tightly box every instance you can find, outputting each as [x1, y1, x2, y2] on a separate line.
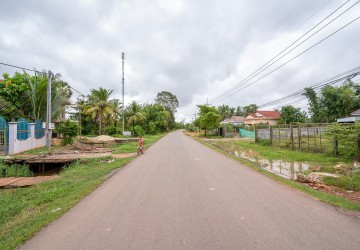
[0, 176, 58, 188]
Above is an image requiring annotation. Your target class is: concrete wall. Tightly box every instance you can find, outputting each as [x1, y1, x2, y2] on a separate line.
[8, 122, 46, 155]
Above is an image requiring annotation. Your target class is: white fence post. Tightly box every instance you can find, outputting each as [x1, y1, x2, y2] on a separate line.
[7, 122, 17, 155]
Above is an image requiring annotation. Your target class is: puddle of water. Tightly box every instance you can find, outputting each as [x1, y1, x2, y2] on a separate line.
[234, 151, 310, 180]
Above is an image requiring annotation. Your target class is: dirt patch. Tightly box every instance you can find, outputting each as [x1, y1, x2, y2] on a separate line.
[88, 135, 116, 142]
[113, 153, 137, 159]
[304, 182, 360, 205]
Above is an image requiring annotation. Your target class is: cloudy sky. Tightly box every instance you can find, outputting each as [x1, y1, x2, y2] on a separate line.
[1, 0, 360, 122]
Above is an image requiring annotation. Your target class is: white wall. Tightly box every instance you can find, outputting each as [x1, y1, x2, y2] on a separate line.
[8, 122, 46, 155]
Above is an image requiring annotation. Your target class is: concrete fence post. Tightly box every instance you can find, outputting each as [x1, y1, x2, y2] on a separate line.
[30, 123, 35, 149]
[7, 122, 17, 155]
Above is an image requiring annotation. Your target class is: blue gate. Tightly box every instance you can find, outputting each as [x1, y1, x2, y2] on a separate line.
[35, 120, 45, 139]
[0, 116, 8, 155]
[17, 118, 30, 140]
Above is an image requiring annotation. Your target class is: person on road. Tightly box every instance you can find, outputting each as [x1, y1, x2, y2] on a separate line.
[137, 135, 144, 155]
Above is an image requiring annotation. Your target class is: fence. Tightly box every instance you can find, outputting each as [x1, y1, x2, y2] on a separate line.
[0, 116, 46, 156]
[0, 116, 8, 155]
[239, 128, 255, 138]
[255, 123, 360, 159]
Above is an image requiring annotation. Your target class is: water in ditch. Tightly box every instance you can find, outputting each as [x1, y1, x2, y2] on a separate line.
[234, 150, 310, 180]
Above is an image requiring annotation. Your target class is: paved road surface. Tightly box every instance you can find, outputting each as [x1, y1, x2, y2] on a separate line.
[22, 131, 360, 249]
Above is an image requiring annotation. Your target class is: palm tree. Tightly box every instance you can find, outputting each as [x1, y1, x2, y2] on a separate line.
[84, 88, 114, 135]
[109, 99, 122, 128]
[23, 72, 72, 121]
[126, 101, 145, 136]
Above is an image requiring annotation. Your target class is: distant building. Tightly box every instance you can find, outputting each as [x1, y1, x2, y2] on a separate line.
[337, 109, 360, 123]
[244, 110, 281, 125]
[221, 116, 244, 125]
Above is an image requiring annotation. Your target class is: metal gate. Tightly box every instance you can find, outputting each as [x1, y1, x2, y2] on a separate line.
[0, 116, 8, 155]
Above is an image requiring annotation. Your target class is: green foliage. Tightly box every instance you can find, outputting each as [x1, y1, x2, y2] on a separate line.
[143, 104, 170, 134]
[197, 105, 221, 136]
[154, 91, 179, 130]
[56, 120, 79, 145]
[105, 125, 117, 135]
[154, 91, 179, 114]
[303, 80, 360, 122]
[0, 71, 72, 121]
[0, 163, 34, 177]
[323, 174, 360, 191]
[126, 101, 145, 136]
[133, 125, 144, 136]
[84, 87, 117, 135]
[327, 122, 360, 159]
[280, 105, 306, 124]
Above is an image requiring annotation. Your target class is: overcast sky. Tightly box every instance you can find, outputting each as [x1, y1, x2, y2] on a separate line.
[1, 0, 359, 122]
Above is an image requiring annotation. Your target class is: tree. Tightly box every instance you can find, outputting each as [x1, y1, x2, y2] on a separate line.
[55, 120, 79, 145]
[280, 105, 306, 124]
[126, 101, 145, 136]
[0, 71, 72, 121]
[197, 105, 221, 136]
[143, 104, 170, 134]
[109, 99, 122, 127]
[303, 87, 321, 122]
[303, 81, 360, 123]
[84, 87, 114, 135]
[243, 104, 257, 116]
[155, 91, 179, 114]
[155, 91, 179, 130]
[217, 105, 231, 120]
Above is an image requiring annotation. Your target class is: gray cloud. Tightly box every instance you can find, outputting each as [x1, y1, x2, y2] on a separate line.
[1, 0, 359, 122]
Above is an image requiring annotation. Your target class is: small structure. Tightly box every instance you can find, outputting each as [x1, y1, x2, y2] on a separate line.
[244, 110, 281, 125]
[220, 116, 244, 125]
[337, 109, 360, 123]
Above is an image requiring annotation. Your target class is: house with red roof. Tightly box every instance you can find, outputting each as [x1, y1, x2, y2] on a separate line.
[244, 110, 281, 125]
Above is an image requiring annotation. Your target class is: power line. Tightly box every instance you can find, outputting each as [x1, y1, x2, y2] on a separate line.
[211, 0, 355, 103]
[0, 61, 88, 98]
[258, 66, 360, 108]
[216, 15, 360, 102]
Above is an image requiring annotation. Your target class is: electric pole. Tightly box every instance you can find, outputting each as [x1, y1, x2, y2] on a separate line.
[46, 71, 52, 149]
[122, 52, 125, 134]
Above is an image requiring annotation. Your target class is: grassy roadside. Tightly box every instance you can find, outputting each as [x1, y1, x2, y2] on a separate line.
[192, 137, 360, 212]
[0, 134, 165, 249]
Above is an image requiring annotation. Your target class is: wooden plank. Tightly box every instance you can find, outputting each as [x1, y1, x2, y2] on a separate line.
[0, 176, 58, 188]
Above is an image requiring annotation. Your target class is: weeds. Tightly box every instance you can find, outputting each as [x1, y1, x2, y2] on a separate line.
[0, 163, 34, 177]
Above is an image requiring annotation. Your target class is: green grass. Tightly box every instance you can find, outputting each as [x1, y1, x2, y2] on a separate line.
[324, 174, 360, 191]
[0, 157, 133, 249]
[0, 163, 34, 177]
[111, 134, 166, 154]
[194, 137, 360, 211]
[228, 139, 346, 166]
[19, 145, 62, 155]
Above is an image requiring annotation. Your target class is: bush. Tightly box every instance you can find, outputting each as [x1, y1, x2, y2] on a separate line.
[55, 120, 79, 145]
[105, 125, 117, 135]
[0, 163, 34, 177]
[133, 125, 144, 136]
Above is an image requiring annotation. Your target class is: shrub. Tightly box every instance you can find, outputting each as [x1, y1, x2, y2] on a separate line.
[0, 163, 34, 177]
[105, 125, 117, 135]
[55, 120, 80, 145]
[133, 125, 144, 136]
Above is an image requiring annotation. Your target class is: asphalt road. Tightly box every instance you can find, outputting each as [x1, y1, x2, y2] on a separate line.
[22, 131, 360, 250]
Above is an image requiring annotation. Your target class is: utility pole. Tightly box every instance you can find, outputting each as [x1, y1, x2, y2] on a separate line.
[122, 52, 125, 134]
[46, 71, 52, 149]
